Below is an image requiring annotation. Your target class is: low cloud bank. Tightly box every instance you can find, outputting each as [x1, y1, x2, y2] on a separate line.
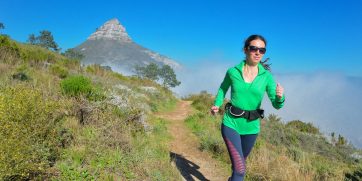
[173, 63, 362, 148]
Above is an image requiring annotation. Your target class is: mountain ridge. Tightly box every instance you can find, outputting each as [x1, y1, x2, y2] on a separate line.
[74, 18, 181, 75]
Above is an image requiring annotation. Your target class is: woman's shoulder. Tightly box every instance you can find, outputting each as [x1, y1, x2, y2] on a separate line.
[225, 66, 240, 75]
[227, 62, 244, 72]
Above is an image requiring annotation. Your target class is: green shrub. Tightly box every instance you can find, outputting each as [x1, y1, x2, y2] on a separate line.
[185, 91, 215, 112]
[18, 43, 59, 64]
[288, 146, 305, 162]
[61, 58, 80, 69]
[60, 75, 93, 97]
[51, 64, 69, 78]
[86, 64, 108, 76]
[286, 120, 320, 134]
[60, 75, 106, 101]
[87, 83, 106, 101]
[12, 72, 29, 81]
[345, 167, 362, 181]
[185, 113, 227, 157]
[0, 86, 62, 180]
[0, 35, 20, 62]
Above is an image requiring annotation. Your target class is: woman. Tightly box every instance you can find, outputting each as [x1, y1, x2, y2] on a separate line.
[211, 35, 285, 181]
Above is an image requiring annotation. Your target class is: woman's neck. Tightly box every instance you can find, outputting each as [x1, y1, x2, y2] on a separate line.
[244, 60, 258, 70]
[243, 61, 259, 83]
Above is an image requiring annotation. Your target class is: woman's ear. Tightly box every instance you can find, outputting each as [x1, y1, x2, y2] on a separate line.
[243, 47, 248, 54]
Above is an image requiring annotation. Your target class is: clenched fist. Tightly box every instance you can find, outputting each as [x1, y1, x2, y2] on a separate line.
[210, 106, 219, 115]
[276, 83, 284, 99]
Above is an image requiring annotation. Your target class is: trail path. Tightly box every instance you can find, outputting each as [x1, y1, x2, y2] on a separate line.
[156, 100, 229, 181]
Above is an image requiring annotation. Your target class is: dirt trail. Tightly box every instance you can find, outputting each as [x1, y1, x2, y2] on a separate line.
[156, 100, 229, 181]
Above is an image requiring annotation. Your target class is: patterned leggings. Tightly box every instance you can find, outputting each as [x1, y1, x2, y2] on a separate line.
[221, 124, 258, 181]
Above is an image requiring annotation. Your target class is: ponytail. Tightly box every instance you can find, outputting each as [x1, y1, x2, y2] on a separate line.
[261, 58, 271, 71]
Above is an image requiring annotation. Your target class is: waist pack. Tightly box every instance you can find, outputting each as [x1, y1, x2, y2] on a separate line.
[225, 102, 264, 121]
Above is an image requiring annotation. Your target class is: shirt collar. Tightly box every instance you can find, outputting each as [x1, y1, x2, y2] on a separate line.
[235, 60, 267, 75]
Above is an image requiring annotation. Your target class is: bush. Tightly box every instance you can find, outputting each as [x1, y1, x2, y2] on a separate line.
[185, 91, 215, 112]
[286, 120, 320, 134]
[60, 75, 93, 97]
[0, 86, 62, 180]
[0, 35, 20, 62]
[60, 75, 106, 101]
[86, 64, 108, 76]
[51, 64, 69, 78]
[184, 113, 227, 158]
[12, 72, 29, 81]
[345, 167, 362, 181]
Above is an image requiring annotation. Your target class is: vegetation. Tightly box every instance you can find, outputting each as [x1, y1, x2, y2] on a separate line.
[0, 35, 20, 63]
[60, 75, 93, 97]
[0, 35, 180, 180]
[2, 33, 361, 180]
[0, 22, 4, 33]
[135, 62, 159, 81]
[0, 86, 63, 180]
[134, 62, 181, 88]
[61, 48, 84, 60]
[286, 120, 320, 134]
[184, 91, 362, 181]
[27, 30, 60, 51]
[160, 64, 181, 88]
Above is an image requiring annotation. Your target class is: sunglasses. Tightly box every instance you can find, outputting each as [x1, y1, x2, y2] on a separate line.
[248, 46, 266, 54]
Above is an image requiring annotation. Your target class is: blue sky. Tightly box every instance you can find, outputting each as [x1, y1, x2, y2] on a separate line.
[1, 0, 362, 76]
[2, 0, 362, 147]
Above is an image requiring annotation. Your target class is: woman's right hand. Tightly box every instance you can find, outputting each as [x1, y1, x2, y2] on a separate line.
[210, 106, 219, 115]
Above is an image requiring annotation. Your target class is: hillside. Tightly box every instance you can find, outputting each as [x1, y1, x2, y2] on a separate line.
[0, 35, 182, 180]
[183, 91, 362, 181]
[1, 34, 362, 181]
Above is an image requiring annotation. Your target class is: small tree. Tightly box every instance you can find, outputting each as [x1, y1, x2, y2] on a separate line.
[159, 64, 181, 88]
[134, 64, 144, 78]
[134, 63, 181, 88]
[331, 132, 336, 145]
[38, 30, 59, 51]
[0, 22, 4, 33]
[337, 134, 346, 146]
[27, 34, 37, 45]
[27, 30, 60, 51]
[144, 63, 160, 81]
[134, 63, 160, 81]
[62, 48, 84, 60]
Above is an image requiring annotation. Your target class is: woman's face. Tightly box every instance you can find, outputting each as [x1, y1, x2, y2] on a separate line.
[244, 39, 266, 65]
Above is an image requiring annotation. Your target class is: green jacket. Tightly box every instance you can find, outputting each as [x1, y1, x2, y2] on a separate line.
[214, 60, 285, 135]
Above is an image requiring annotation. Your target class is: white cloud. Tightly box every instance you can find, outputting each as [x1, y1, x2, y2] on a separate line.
[173, 64, 362, 148]
[264, 72, 362, 148]
[172, 57, 235, 97]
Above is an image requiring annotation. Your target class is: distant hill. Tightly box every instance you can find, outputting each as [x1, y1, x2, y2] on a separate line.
[74, 18, 181, 74]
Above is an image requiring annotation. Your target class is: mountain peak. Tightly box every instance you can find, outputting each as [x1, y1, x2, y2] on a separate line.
[76, 18, 182, 74]
[87, 18, 132, 42]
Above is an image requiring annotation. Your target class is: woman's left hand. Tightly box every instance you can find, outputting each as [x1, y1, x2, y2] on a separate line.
[276, 83, 284, 99]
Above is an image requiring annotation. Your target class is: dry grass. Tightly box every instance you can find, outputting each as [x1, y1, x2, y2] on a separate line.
[248, 145, 314, 181]
[1, 36, 181, 180]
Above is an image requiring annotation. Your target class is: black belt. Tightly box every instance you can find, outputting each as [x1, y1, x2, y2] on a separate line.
[225, 103, 264, 121]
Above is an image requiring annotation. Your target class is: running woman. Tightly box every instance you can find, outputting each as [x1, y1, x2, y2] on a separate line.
[211, 34, 285, 181]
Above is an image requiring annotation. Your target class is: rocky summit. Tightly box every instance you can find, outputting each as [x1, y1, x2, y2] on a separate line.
[74, 18, 181, 75]
[87, 18, 132, 42]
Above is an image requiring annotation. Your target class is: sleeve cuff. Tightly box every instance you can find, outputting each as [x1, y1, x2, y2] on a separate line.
[277, 95, 285, 103]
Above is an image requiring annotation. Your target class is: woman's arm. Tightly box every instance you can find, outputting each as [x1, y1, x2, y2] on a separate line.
[214, 69, 232, 107]
[266, 75, 285, 109]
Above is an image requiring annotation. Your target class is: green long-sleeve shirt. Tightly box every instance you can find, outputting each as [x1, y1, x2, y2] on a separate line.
[214, 60, 285, 135]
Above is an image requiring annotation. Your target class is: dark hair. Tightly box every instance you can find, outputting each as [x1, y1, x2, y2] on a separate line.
[243, 34, 271, 71]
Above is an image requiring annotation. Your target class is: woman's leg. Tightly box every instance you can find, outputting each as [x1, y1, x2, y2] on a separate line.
[221, 124, 246, 181]
[240, 134, 258, 162]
